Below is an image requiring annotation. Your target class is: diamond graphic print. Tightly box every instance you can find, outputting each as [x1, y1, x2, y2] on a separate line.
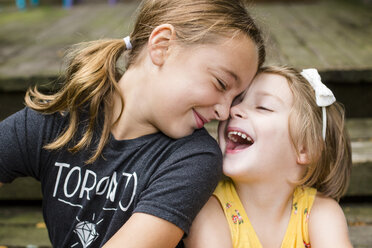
[74, 221, 99, 248]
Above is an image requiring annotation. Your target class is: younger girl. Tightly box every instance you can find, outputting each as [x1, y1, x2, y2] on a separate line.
[185, 66, 352, 247]
[0, 0, 265, 247]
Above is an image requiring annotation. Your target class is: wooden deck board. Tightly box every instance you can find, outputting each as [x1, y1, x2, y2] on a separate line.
[253, 1, 372, 72]
[0, 3, 138, 79]
[349, 226, 372, 248]
[347, 118, 372, 140]
[286, 6, 349, 68]
[0, 204, 371, 248]
[255, 5, 324, 67]
[0, 1, 371, 85]
[288, 5, 365, 68]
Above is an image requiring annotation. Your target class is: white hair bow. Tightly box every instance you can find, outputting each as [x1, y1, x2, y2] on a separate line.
[300, 68, 336, 141]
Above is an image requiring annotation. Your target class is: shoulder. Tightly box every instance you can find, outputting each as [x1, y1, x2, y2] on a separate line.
[308, 193, 352, 247]
[1, 107, 33, 127]
[165, 128, 223, 176]
[178, 128, 221, 154]
[4, 107, 67, 130]
[0, 107, 59, 141]
[25, 107, 68, 139]
[184, 196, 232, 248]
[133, 130, 223, 235]
[310, 194, 346, 225]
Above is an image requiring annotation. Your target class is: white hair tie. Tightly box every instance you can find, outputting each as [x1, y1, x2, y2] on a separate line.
[123, 36, 132, 50]
[300, 68, 336, 141]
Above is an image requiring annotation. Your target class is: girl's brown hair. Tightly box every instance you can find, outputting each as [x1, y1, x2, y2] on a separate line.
[259, 66, 352, 201]
[25, 0, 266, 164]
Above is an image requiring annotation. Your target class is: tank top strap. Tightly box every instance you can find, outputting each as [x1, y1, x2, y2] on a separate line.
[281, 186, 317, 248]
[213, 180, 262, 248]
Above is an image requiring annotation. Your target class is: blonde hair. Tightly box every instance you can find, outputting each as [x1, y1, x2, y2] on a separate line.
[25, 0, 266, 164]
[259, 66, 352, 201]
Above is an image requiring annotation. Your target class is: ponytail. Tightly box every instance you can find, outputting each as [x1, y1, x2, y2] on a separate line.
[26, 39, 129, 164]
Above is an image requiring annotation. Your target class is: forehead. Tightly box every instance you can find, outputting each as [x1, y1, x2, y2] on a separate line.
[247, 73, 293, 105]
[184, 35, 259, 87]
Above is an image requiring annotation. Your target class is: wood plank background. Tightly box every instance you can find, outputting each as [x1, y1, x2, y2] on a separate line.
[0, 0, 371, 90]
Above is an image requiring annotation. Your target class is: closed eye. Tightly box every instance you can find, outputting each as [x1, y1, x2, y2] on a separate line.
[257, 106, 273, 112]
[217, 78, 227, 91]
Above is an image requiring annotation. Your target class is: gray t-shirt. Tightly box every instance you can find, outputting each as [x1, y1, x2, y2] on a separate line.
[0, 108, 222, 247]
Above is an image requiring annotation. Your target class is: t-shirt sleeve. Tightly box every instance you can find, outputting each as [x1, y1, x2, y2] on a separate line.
[0, 108, 55, 183]
[134, 129, 223, 234]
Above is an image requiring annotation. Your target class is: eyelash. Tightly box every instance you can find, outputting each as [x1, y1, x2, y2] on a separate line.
[217, 78, 227, 91]
[257, 106, 273, 112]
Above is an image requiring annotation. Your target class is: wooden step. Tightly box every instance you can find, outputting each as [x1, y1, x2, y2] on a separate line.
[0, 206, 51, 248]
[0, 204, 371, 248]
[343, 204, 372, 248]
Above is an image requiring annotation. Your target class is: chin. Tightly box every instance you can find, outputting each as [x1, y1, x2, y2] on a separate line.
[222, 162, 239, 178]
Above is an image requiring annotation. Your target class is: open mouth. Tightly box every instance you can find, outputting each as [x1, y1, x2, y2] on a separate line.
[226, 129, 254, 153]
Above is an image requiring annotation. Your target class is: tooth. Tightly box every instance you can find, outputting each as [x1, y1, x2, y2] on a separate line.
[242, 134, 247, 139]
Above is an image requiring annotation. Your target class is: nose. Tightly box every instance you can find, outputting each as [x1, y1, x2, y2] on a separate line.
[214, 102, 230, 121]
[230, 104, 247, 119]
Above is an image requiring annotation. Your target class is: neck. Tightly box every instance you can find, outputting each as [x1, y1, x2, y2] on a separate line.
[111, 65, 158, 140]
[235, 180, 295, 220]
[231, 161, 305, 247]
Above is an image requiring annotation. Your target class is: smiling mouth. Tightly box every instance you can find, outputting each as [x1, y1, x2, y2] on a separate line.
[226, 129, 254, 153]
[193, 110, 209, 129]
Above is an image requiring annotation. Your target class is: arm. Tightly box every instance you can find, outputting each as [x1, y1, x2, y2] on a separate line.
[0, 108, 52, 183]
[184, 196, 232, 248]
[309, 194, 352, 248]
[103, 212, 184, 248]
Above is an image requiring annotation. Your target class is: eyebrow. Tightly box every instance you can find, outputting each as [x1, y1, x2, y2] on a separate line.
[256, 91, 285, 105]
[220, 67, 239, 84]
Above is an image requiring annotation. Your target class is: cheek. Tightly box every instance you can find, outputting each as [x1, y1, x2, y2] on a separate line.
[194, 84, 221, 104]
[262, 122, 294, 159]
[254, 116, 290, 151]
[263, 115, 290, 137]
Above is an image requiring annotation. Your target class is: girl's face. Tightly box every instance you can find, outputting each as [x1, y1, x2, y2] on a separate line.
[147, 35, 259, 139]
[218, 73, 299, 183]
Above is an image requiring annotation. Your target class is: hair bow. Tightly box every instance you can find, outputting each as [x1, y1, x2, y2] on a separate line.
[300, 68, 336, 141]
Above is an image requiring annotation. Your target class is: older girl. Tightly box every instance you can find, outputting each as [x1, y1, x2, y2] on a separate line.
[0, 0, 265, 247]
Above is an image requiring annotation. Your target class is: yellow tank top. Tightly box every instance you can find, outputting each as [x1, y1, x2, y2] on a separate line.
[213, 180, 317, 248]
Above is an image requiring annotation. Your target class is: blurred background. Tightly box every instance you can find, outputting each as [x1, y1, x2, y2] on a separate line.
[0, 0, 371, 247]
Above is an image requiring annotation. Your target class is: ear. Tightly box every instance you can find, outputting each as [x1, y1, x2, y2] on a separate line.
[296, 145, 310, 165]
[148, 24, 176, 66]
